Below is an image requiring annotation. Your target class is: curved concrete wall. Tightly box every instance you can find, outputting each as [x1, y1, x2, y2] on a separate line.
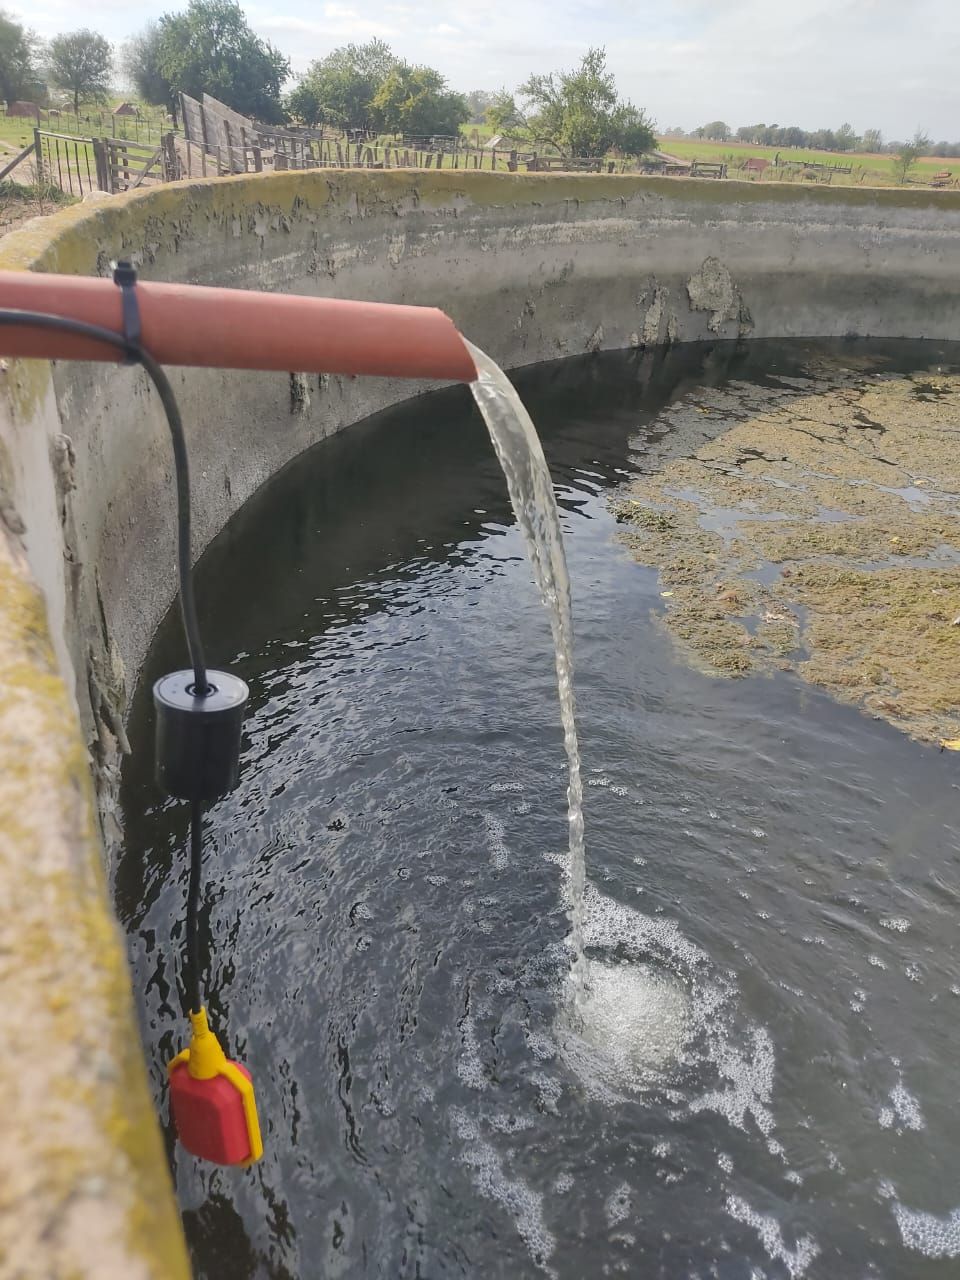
[2, 169, 960, 1271]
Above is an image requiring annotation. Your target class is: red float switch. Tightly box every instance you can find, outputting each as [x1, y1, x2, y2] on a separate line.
[168, 1008, 263, 1168]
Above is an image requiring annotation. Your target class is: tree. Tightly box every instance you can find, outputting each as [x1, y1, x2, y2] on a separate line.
[486, 89, 523, 135]
[809, 127, 837, 151]
[158, 0, 289, 124]
[780, 126, 807, 148]
[699, 120, 730, 141]
[834, 121, 859, 152]
[894, 130, 931, 183]
[48, 30, 112, 116]
[506, 48, 654, 159]
[465, 89, 492, 124]
[122, 23, 178, 123]
[861, 128, 883, 153]
[286, 39, 396, 131]
[372, 63, 468, 137]
[0, 11, 40, 106]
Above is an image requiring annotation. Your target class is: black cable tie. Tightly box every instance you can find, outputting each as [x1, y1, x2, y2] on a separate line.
[112, 259, 141, 364]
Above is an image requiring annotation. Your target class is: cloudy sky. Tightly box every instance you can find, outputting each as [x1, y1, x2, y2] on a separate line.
[14, 0, 960, 141]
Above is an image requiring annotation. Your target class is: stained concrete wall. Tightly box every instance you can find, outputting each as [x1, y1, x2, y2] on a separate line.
[2, 169, 960, 1273]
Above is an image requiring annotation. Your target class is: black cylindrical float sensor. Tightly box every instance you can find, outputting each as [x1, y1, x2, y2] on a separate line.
[154, 670, 249, 801]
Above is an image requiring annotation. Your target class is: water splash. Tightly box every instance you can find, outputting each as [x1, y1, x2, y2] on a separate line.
[467, 342, 587, 1003]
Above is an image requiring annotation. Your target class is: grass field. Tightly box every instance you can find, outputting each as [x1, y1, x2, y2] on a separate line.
[657, 137, 952, 184]
[0, 105, 169, 158]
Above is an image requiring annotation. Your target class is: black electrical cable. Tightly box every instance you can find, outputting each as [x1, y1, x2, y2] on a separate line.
[0, 306, 211, 1015]
[0, 309, 209, 694]
[186, 799, 204, 1015]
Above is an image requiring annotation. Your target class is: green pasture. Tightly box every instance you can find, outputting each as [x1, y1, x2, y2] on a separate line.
[657, 137, 951, 183]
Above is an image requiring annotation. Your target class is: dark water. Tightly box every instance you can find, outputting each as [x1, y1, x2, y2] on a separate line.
[118, 341, 960, 1279]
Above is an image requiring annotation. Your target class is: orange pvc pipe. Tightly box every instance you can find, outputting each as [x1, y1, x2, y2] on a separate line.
[0, 271, 477, 383]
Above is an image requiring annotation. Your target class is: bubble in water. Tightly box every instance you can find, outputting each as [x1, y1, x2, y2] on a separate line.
[690, 1027, 777, 1141]
[604, 1182, 632, 1227]
[578, 959, 689, 1080]
[726, 1195, 820, 1278]
[878, 1079, 925, 1131]
[451, 1108, 556, 1273]
[483, 812, 509, 871]
[879, 917, 911, 932]
[882, 1186, 960, 1260]
[489, 1111, 535, 1134]
[457, 1016, 486, 1091]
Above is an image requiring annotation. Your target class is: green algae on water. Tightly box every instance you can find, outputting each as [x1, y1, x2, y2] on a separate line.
[614, 361, 960, 744]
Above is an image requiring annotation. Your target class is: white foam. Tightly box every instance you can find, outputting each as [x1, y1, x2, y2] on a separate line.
[452, 1108, 556, 1270]
[890, 1200, 960, 1259]
[690, 1027, 777, 1139]
[483, 812, 509, 871]
[489, 1111, 535, 1134]
[879, 1080, 925, 1131]
[725, 1195, 820, 1278]
[880, 917, 911, 932]
[457, 1017, 486, 1091]
[578, 959, 689, 1078]
[604, 1182, 632, 1227]
[530, 1072, 563, 1113]
[524, 1030, 557, 1062]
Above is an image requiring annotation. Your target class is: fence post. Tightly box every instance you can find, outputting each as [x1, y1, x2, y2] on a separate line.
[161, 132, 178, 182]
[92, 138, 111, 192]
[33, 128, 42, 183]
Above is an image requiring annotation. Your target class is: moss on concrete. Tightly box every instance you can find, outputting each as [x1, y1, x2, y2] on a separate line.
[0, 543, 189, 1278]
[2, 168, 959, 288]
[616, 361, 960, 743]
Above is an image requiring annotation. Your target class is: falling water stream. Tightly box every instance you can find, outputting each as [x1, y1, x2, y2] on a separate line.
[466, 342, 588, 1008]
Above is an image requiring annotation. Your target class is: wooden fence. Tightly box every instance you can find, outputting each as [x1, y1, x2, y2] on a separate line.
[0, 91, 636, 199]
[3, 130, 174, 196]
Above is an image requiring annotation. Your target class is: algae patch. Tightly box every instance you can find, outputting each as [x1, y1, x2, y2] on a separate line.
[615, 360, 960, 743]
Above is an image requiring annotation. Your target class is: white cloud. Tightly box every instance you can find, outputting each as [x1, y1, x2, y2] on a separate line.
[14, 0, 960, 138]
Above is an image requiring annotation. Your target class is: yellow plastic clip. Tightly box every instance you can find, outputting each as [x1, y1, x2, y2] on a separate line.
[168, 1007, 264, 1167]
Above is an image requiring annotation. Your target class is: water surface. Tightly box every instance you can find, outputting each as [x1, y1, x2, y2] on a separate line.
[118, 340, 960, 1279]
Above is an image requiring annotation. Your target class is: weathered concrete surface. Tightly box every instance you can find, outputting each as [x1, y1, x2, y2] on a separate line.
[0, 519, 190, 1278]
[1, 169, 960, 1271]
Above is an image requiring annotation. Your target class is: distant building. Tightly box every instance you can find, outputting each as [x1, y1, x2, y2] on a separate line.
[113, 102, 138, 117]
